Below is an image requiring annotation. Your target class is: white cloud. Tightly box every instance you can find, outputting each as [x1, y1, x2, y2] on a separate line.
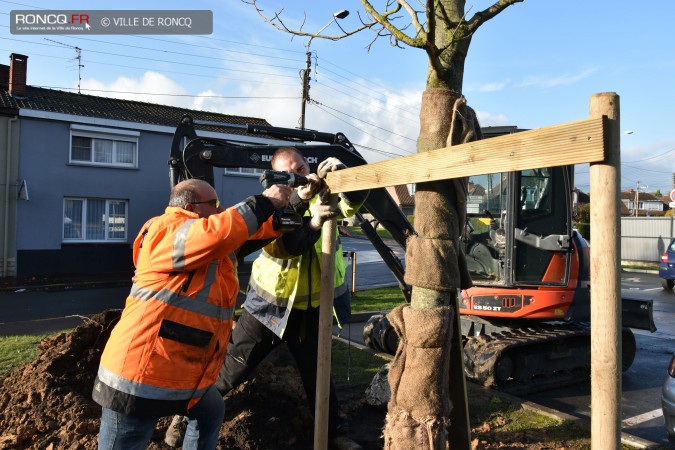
[80, 72, 193, 108]
[516, 68, 598, 89]
[475, 111, 511, 127]
[305, 85, 422, 163]
[466, 80, 510, 92]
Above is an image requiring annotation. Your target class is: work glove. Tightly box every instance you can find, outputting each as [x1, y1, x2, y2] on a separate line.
[296, 174, 324, 201]
[309, 189, 340, 231]
[317, 157, 347, 179]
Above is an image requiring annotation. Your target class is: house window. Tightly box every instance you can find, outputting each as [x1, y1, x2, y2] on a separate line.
[63, 198, 128, 242]
[70, 125, 139, 168]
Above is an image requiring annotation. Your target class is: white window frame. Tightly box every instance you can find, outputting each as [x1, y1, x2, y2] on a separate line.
[63, 197, 129, 242]
[70, 124, 139, 168]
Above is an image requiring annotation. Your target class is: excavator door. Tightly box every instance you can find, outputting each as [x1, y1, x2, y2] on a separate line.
[464, 166, 573, 289]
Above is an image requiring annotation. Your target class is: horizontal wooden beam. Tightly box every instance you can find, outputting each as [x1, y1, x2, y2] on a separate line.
[325, 117, 606, 193]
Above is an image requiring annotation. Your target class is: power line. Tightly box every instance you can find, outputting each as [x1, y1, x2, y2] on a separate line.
[0, 47, 300, 88]
[36, 85, 299, 100]
[312, 81, 419, 127]
[3, 36, 301, 73]
[315, 59, 421, 119]
[0, 0, 304, 54]
[0, 0, 47, 9]
[311, 102, 413, 158]
[624, 146, 675, 163]
[54, 34, 303, 64]
[312, 99, 416, 142]
[312, 71, 420, 124]
[133, 35, 303, 58]
[319, 56, 422, 116]
[0, 3, 458, 165]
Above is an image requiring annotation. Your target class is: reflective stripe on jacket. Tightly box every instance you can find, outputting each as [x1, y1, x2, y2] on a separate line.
[245, 193, 362, 337]
[93, 200, 279, 416]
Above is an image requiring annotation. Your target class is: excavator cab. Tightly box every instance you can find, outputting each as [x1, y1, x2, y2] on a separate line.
[464, 166, 573, 289]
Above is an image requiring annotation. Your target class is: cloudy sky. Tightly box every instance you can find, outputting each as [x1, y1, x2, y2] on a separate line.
[3, 0, 675, 195]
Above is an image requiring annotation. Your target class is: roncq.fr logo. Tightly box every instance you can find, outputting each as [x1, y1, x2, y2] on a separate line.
[14, 13, 90, 26]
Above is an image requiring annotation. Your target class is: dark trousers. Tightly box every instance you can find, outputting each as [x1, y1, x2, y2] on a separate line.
[215, 307, 342, 434]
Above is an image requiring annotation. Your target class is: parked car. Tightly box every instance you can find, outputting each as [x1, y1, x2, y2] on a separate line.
[663, 353, 675, 443]
[659, 239, 675, 290]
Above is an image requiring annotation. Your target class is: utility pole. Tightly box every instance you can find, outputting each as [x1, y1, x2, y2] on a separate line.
[299, 10, 349, 131]
[299, 51, 311, 130]
[634, 181, 640, 217]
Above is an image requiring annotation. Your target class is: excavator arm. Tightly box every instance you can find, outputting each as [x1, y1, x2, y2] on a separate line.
[168, 115, 414, 300]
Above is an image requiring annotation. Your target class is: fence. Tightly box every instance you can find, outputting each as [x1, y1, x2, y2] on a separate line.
[620, 216, 675, 263]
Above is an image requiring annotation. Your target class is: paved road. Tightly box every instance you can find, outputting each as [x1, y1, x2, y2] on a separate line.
[522, 271, 675, 448]
[0, 237, 402, 335]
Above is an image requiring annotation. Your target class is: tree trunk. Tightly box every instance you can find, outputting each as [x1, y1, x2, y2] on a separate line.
[384, 2, 480, 447]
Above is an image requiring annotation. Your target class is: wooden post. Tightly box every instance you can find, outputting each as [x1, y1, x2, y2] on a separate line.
[449, 291, 471, 447]
[589, 92, 621, 449]
[314, 217, 337, 449]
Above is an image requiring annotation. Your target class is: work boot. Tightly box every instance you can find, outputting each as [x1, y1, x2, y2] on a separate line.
[164, 415, 187, 448]
[330, 434, 363, 450]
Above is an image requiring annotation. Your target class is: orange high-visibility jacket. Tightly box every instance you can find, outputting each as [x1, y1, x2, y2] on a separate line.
[93, 198, 279, 416]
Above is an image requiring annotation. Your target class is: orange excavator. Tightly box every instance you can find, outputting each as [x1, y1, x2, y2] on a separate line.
[169, 117, 655, 394]
[457, 164, 656, 393]
[365, 132, 655, 393]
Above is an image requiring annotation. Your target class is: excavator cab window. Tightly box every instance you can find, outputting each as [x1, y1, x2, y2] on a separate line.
[465, 173, 509, 284]
[464, 166, 572, 287]
[513, 166, 571, 285]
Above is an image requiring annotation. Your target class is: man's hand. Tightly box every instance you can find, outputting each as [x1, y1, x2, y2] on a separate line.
[297, 174, 324, 201]
[317, 157, 347, 179]
[263, 185, 292, 209]
[309, 189, 340, 231]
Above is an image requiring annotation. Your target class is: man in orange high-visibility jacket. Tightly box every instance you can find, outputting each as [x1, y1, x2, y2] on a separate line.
[93, 178, 291, 450]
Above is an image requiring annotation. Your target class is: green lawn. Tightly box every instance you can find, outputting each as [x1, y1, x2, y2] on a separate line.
[350, 286, 406, 312]
[0, 333, 55, 376]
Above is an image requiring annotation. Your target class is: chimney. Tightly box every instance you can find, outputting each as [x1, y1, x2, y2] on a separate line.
[9, 53, 28, 97]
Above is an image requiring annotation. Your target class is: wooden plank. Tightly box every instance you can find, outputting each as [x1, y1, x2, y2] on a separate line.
[324, 117, 606, 193]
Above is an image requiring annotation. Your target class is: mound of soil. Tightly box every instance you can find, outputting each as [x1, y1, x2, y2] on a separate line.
[0, 310, 375, 450]
[0, 310, 588, 450]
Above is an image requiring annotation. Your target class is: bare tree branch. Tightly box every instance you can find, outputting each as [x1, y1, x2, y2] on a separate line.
[361, 0, 426, 48]
[246, 0, 376, 44]
[466, 0, 524, 34]
[398, 0, 425, 36]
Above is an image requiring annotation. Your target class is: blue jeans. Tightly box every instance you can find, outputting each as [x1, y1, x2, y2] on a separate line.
[98, 385, 226, 450]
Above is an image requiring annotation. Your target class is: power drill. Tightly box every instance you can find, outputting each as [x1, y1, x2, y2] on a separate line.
[259, 170, 309, 232]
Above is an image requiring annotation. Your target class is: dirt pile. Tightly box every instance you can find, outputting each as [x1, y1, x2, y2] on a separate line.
[0, 310, 590, 450]
[0, 310, 118, 450]
[0, 310, 361, 450]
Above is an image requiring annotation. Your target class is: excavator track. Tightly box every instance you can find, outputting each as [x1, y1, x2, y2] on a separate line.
[463, 322, 637, 396]
[363, 315, 638, 396]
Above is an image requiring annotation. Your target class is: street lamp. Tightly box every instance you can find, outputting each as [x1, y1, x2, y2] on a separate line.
[306, 10, 349, 49]
[299, 10, 349, 129]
